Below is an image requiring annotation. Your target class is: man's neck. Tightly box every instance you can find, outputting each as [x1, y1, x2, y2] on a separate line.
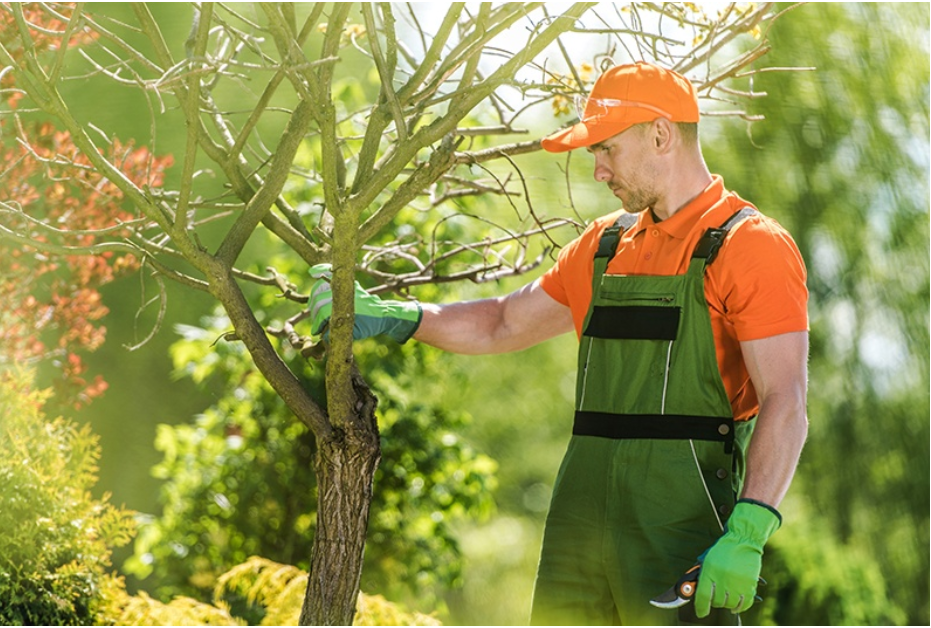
[651, 161, 713, 221]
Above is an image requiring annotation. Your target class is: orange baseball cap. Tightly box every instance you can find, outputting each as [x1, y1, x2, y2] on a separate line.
[541, 61, 699, 153]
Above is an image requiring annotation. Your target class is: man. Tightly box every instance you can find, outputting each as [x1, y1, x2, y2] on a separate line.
[307, 61, 809, 625]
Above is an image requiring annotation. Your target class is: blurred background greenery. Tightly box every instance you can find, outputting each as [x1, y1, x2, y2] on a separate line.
[16, 2, 929, 625]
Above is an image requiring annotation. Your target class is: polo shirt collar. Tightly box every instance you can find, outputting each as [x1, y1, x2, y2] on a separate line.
[635, 175, 729, 239]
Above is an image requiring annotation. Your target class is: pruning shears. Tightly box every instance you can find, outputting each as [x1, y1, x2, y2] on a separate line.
[650, 564, 765, 609]
[650, 564, 701, 609]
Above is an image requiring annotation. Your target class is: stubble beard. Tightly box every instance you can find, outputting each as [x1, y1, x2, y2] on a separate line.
[613, 154, 660, 214]
[616, 184, 658, 214]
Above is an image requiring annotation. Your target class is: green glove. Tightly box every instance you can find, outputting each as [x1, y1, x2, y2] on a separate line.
[694, 499, 781, 618]
[307, 264, 422, 343]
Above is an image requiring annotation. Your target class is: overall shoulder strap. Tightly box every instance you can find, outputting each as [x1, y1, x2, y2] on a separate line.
[691, 206, 757, 267]
[594, 212, 638, 260]
[588, 212, 638, 307]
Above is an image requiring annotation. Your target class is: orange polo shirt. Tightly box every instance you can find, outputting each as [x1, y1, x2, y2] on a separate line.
[539, 175, 808, 420]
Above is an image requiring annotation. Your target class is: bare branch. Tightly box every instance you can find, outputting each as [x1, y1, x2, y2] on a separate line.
[455, 125, 530, 137]
[362, 3, 407, 141]
[356, 133, 461, 243]
[267, 309, 326, 361]
[454, 139, 543, 165]
[395, 2, 464, 102]
[215, 98, 316, 265]
[125, 263, 168, 351]
[173, 3, 214, 230]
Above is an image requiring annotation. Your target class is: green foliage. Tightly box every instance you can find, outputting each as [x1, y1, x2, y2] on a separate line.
[355, 592, 441, 627]
[0, 367, 135, 625]
[214, 556, 305, 626]
[126, 308, 496, 614]
[749, 513, 907, 626]
[216, 556, 441, 626]
[736, 498, 910, 626]
[703, 3, 929, 624]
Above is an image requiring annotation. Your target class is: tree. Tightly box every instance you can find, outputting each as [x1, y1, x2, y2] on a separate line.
[0, 3, 793, 623]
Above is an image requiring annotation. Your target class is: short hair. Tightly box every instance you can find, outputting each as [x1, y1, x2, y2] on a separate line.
[630, 121, 699, 147]
[676, 122, 699, 146]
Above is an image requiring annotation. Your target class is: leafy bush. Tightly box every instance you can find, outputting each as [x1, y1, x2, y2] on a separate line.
[0, 368, 135, 625]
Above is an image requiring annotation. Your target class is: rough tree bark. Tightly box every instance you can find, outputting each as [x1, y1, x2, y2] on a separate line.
[302, 367, 380, 626]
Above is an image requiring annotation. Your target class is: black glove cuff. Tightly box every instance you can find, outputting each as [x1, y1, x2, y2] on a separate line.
[736, 498, 783, 525]
[394, 302, 423, 344]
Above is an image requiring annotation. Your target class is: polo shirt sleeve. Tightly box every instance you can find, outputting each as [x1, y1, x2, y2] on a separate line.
[539, 216, 618, 335]
[712, 216, 809, 341]
[539, 237, 579, 307]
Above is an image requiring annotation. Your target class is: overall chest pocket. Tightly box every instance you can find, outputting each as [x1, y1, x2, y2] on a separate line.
[584, 290, 680, 341]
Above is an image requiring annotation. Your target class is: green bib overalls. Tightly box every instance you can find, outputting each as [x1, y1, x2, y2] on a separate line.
[531, 209, 756, 626]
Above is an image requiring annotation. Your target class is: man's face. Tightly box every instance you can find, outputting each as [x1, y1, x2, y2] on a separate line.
[587, 124, 659, 213]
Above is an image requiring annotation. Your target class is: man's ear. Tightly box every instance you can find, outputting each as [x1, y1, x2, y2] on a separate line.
[651, 118, 674, 153]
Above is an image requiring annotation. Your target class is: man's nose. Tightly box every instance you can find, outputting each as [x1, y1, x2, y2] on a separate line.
[593, 160, 612, 183]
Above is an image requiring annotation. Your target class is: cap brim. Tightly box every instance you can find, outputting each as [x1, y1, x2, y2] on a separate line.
[541, 119, 628, 153]
[541, 105, 674, 153]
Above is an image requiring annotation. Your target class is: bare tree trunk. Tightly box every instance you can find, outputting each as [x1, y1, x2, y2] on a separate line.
[300, 368, 380, 626]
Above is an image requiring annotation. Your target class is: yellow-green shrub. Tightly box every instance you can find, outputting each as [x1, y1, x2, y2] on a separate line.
[113, 556, 439, 626]
[0, 368, 135, 625]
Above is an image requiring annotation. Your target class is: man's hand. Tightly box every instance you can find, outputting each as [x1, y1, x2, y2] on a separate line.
[693, 500, 781, 617]
[307, 264, 422, 343]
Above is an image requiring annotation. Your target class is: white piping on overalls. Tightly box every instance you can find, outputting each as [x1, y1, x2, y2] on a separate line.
[578, 341, 594, 411]
[690, 439, 725, 532]
[660, 340, 673, 414]
[578, 273, 607, 411]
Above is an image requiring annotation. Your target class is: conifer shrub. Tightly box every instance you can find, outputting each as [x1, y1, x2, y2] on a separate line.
[0, 368, 135, 625]
[112, 556, 439, 626]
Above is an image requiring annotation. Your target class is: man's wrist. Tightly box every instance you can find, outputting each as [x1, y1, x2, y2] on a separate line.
[388, 300, 423, 343]
[735, 498, 783, 526]
[728, 500, 782, 546]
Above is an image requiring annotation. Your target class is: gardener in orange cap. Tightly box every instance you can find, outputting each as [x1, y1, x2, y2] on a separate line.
[307, 61, 809, 626]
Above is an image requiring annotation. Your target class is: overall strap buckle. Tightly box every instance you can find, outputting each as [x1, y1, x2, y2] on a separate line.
[595, 212, 638, 260]
[692, 206, 756, 266]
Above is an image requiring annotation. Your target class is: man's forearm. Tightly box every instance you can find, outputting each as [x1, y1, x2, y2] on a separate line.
[413, 280, 574, 355]
[414, 299, 511, 355]
[737, 331, 810, 509]
[739, 393, 808, 508]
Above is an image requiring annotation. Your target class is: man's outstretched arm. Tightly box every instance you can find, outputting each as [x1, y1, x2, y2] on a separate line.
[414, 279, 575, 355]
